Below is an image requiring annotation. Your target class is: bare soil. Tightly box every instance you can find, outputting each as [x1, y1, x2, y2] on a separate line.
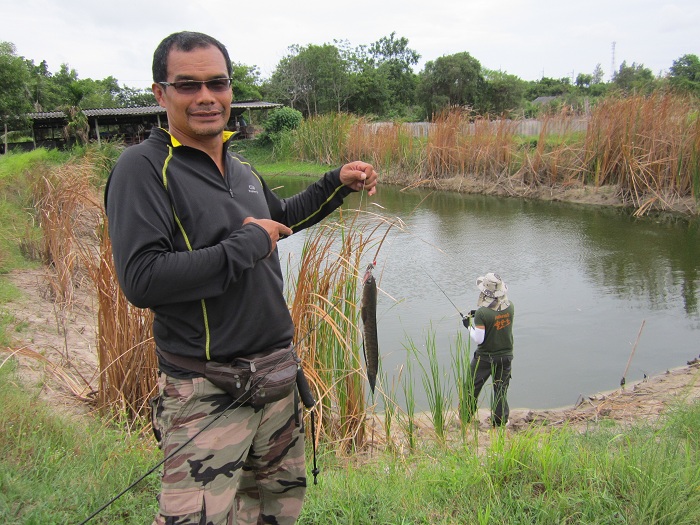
[407, 175, 699, 216]
[3, 266, 700, 438]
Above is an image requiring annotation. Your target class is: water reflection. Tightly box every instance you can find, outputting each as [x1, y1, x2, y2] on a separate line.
[271, 175, 700, 409]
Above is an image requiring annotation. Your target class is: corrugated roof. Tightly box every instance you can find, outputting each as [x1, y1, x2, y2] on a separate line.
[28, 101, 282, 120]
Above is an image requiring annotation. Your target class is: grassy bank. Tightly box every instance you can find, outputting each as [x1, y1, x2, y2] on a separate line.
[0, 363, 158, 524]
[1, 362, 698, 524]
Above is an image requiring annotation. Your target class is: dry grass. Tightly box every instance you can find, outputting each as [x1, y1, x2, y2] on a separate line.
[584, 93, 700, 212]
[295, 94, 700, 215]
[27, 153, 156, 428]
[287, 208, 393, 451]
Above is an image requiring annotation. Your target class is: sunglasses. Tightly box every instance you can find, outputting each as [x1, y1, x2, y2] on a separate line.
[158, 78, 233, 94]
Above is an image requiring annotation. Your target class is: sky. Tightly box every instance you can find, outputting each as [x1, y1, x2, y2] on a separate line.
[2, 0, 698, 91]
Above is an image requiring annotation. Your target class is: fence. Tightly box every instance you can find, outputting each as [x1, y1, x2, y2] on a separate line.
[368, 118, 589, 137]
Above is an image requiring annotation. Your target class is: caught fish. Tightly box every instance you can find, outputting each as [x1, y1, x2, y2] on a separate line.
[360, 263, 379, 394]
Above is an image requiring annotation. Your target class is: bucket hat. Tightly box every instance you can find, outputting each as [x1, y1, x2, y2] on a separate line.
[476, 272, 510, 310]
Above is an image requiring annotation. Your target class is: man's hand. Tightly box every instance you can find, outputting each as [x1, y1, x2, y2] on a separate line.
[243, 217, 293, 255]
[339, 161, 378, 196]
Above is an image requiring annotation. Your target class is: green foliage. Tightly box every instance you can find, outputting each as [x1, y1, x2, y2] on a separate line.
[258, 106, 304, 149]
[2, 36, 699, 132]
[61, 105, 90, 144]
[0, 147, 89, 280]
[297, 402, 700, 523]
[369, 32, 420, 107]
[0, 42, 33, 127]
[417, 52, 485, 117]
[264, 106, 304, 135]
[265, 43, 351, 116]
[525, 76, 572, 99]
[292, 112, 356, 165]
[116, 86, 157, 107]
[483, 69, 527, 115]
[669, 54, 700, 96]
[612, 60, 657, 94]
[0, 364, 159, 523]
[405, 327, 452, 442]
[231, 61, 263, 100]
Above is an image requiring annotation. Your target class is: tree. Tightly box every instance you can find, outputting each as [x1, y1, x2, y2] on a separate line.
[668, 54, 700, 95]
[417, 52, 485, 118]
[37, 63, 82, 110]
[525, 77, 571, 100]
[266, 43, 350, 115]
[368, 32, 420, 108]
[592, 64, 605, 84]
[77, 76, 121, 108]
[116, 86, 157, 107]
[612, 61, 655, 94]
[0, 42, 32, 128]
[483, 70, 526, 115]
[332, 41, 388, 117]
[575, 73, 593, 89]
[231, 62, 262, 101]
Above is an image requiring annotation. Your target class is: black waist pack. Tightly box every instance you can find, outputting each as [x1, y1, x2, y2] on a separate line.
[158, 345, 300, 409]
[205, 346, 300, 408]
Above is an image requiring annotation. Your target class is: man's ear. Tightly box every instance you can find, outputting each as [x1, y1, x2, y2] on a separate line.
[152, 83, 166, 108]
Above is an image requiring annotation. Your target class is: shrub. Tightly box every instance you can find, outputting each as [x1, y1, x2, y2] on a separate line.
[264, 107, 304, 134]
[257, 107, 304, 148]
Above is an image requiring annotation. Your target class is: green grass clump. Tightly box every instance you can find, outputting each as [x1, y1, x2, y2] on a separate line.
[229, 139, 332, 177]
[0, 362, 159, 524]
[298, 403, 700, 524]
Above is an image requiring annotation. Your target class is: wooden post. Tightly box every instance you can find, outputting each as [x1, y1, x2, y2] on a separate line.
[3, 123, 7, 155]
[95, 118, 101, 146]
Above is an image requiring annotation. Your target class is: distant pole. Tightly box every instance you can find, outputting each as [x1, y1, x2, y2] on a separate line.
[610, 41, 616, 81]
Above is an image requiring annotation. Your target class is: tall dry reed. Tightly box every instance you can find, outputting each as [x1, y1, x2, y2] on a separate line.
[32, 156, 102, 307]
[287, 207, 391, 451]
[30, 151, 156, 424]
[584, 93, 700, 211]
[90, 223, 157, 425]
[293, 94, 699, 214]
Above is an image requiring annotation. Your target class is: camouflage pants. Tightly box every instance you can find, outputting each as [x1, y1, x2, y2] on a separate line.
[152, 373, 306, 525]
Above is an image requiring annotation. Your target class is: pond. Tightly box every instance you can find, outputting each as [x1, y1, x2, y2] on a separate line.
[272, 175, 700, 410]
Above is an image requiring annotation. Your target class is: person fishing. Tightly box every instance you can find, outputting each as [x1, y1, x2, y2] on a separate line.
[462, 273, 515, 428]
[104, 31, 378, 525]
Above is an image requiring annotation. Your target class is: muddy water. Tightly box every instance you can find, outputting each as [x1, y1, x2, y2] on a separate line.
[274, 176, 700, 410]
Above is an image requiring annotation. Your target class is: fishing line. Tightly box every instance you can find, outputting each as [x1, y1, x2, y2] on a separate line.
[421, 267, 465, 319]
[78, 298, 340, 525]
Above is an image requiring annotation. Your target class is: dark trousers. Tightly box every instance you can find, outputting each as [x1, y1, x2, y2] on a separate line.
[468, 354, 512, 427]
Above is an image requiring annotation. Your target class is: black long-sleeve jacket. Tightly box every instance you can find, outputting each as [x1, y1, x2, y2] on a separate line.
[104, 128, 352, 375]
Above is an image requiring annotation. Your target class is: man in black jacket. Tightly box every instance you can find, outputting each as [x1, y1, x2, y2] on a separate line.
[105, 31, 378, 525]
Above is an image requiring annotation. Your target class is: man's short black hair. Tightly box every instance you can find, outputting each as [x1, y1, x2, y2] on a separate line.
[152, 31, 232, 83]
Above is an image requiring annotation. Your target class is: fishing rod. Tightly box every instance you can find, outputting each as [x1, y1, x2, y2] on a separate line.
[78, 298, 340, 525]
[421, 267, 465, 319]
[620, 319, 646, 388]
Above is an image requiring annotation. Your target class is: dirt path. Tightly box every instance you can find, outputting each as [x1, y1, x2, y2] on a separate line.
[3, 268, 699, 431]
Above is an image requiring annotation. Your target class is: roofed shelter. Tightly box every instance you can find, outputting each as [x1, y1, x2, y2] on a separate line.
[14, 101, 282, 151]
